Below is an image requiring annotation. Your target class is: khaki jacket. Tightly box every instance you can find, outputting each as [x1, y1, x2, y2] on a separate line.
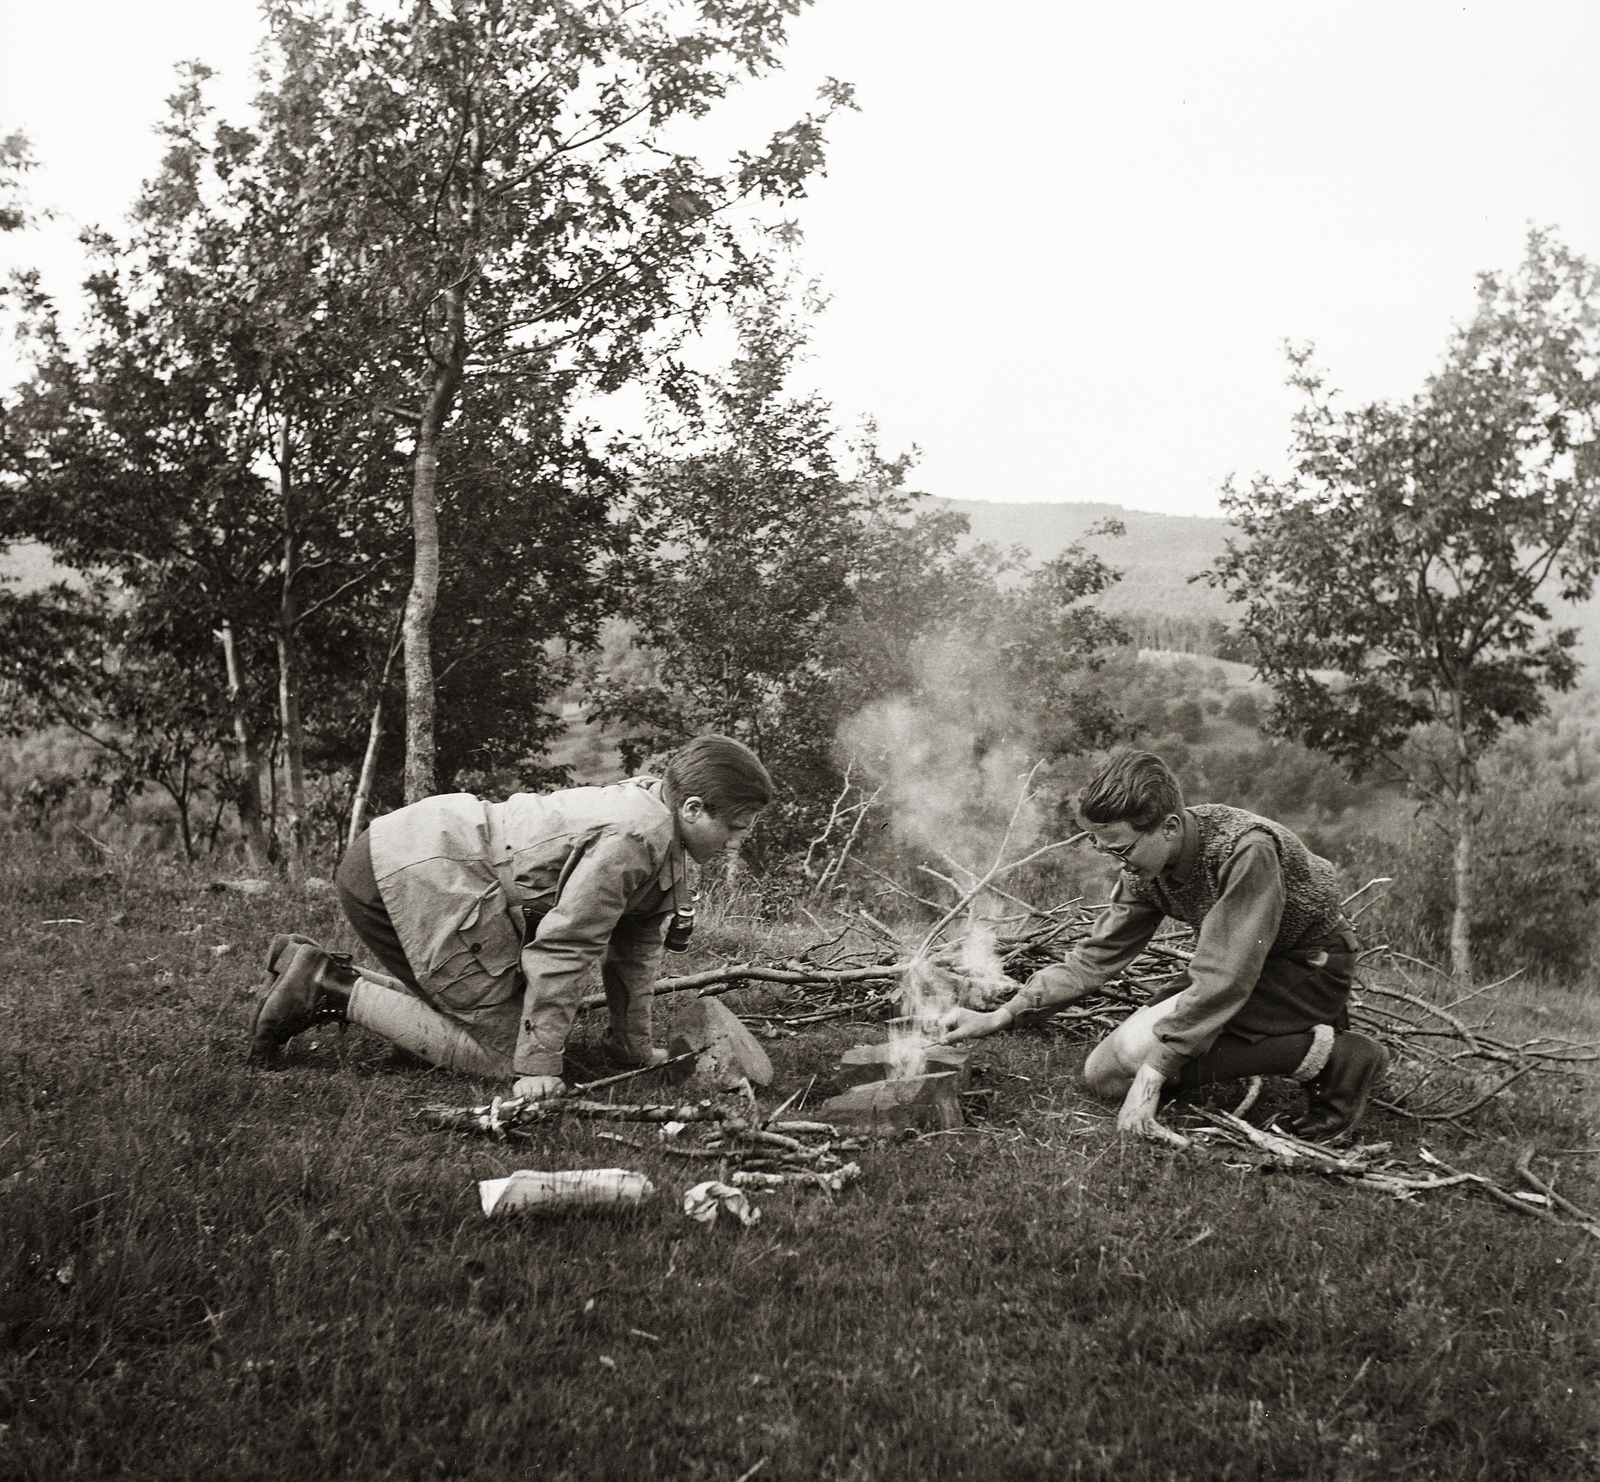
[368, 779, 687, 1077]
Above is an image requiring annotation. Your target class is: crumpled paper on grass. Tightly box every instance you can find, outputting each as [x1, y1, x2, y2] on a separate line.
[479, 1169, 654, 1217]
[683, 1180, 761, 1228]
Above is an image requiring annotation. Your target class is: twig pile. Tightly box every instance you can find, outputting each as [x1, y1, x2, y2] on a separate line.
[1187, 1104, 1600, 1239]
[607, 859, 1597, 1132]
[1351, 950, 1598, 1124]
[419, 1093, 864, 1194]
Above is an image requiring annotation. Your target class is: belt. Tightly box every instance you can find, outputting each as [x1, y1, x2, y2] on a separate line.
[1274, 922, 1360, 967]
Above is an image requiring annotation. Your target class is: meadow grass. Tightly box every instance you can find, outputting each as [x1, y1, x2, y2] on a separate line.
[1, 830, 1597, 1481]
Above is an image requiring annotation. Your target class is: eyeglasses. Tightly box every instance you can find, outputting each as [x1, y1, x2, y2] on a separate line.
[1088, 834, 1141, 863]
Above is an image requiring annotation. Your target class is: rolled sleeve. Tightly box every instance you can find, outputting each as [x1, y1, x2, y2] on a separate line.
[512, 831, 654, 1077]
[1005, 885, 1163, 1018]
[1145, 834, 1285, 1077]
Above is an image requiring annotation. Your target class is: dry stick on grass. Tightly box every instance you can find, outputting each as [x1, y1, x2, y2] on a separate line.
[577, 962, 905, 1012]
[569, 1051, 699, 1095]
[1514, 1147, 1600, 1236]
[847, 855, 948, 915]
[1358, 983, 1484, 1055]
[420, 1099, 728, 1133]
[916, 833, 1090, 959]
[935, 852, 1085, 925]
[593, 1130, 727, 1161]
[1418, 1149, 1587, 1231]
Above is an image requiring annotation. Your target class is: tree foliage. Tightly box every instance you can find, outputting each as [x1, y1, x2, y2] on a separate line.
[257, 0, 851, 800]
[2, 2, 844, 865]
[594, 291, 1132, 868]
[1213, 231, 1600, 977]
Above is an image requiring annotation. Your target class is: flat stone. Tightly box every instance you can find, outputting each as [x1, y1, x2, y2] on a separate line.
[819, 1072, 964, 1134]
[667, 996, 774, 1090]
[837, 1042, 971, 1091]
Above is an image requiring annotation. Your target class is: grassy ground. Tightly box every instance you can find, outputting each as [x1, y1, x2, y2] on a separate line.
[2, 831, 1597, 1482]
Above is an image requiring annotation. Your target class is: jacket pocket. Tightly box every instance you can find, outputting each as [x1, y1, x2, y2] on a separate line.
[428, 883, 525, 1010]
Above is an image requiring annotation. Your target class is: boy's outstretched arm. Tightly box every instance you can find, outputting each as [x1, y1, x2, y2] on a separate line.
[938, 1003, 1015, 1043]
[936, 895, 1164, 1044]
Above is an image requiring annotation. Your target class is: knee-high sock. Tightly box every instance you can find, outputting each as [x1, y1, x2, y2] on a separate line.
[1176, 1030, 1319, 1092]
[347, 977, 513, 1079]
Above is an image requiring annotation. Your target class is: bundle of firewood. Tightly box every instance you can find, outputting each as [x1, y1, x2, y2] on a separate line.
[419, 1090, 864, 1192]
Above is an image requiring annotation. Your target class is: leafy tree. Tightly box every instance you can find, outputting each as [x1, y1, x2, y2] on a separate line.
[596, 290, 1133, 868]
[259, 0, 851, 802]
[2, 61, 637, 868]
[1213, 232, 1600, 979]
[0, 70, 406, 875]
[0, 582, 225, 859]
[0, 130, 35, 234]
[591, 289, 888, 851]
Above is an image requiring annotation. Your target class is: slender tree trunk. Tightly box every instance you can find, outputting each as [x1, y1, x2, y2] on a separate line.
[349, 619, 404, 846]
[216, 618, 273, 870]
[402, 290, 471, 803]
[349, 692, 385, 846]
[277, 417, 308, 882]
[1448, 690, 1474, 983]
[401, 103, 481, 805]
[402, 396, 444, 804]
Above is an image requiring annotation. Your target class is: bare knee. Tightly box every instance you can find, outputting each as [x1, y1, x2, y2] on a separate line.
[1082, 1040, 1133, 1099]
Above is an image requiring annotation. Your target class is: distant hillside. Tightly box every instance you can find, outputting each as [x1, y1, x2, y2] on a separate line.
[935, 498, 1234, 626]
[936, 497, 1600, 673]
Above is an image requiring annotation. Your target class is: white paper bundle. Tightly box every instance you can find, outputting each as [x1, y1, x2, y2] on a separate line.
[478, 1168, 655, 1217]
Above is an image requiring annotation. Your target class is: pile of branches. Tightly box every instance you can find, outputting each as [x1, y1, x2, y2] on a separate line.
[577, 764, 1597, 1133]
[420, 1088, 863, 1194]
[578, 875, 1595, 1133]
[1186, 1107, 1600, 1239]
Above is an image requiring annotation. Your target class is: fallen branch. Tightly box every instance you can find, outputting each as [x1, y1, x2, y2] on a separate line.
[731, 1163, 861, 1193]
[578, 962, 904, 1011]
[1514, 1146, 1600, 1238]
[420, 1097, 729, 1134]
[1418, 1147, 1593, 1232]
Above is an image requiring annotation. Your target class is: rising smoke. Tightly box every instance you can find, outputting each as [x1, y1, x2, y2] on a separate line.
[837, 654, 1062, 1056]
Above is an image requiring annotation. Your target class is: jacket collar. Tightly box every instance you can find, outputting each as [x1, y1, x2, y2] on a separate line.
[629, 774, 689, 902]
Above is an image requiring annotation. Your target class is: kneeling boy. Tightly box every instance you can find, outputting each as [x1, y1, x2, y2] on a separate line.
[939, 750, 1386, 1145]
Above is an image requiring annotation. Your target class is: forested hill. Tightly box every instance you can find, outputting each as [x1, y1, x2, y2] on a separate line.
[936, 498, 1234, 624]
[940, 496, 1600, 669]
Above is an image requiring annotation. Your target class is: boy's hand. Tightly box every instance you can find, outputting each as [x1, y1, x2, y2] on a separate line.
[937, 1006, 1012, 1044]
[511, 1075, 566, 1102]
[1116, 1063, 1189, 1149]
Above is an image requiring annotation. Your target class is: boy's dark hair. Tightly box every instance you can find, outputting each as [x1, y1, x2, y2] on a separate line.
[1076, 750, 1184, 832]
[663, 735, 774, 817]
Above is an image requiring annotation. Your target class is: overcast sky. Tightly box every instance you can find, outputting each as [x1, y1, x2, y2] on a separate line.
[2, 0, 1596, 517]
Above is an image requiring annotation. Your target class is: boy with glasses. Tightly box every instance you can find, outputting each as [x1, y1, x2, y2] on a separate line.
[939, 750, 1386, 1146]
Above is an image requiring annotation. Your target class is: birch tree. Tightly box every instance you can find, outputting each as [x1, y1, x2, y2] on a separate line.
[262, 0, 849, 802]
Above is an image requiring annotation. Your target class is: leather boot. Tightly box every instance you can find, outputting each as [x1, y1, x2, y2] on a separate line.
[247, 943, 357, 1062]
[602, 1030, 670, 1070]
[1290, 1033, 1388, 1141]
